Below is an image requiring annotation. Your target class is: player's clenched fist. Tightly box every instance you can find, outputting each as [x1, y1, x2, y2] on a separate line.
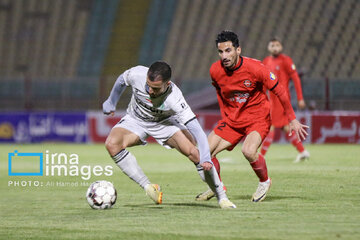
[102, 99, 115, 116]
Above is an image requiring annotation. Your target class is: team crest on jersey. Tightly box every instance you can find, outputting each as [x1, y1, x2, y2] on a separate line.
[243, 80, 252, 87]
[291, 64, 296, 70]
[270, 72, 276, 81]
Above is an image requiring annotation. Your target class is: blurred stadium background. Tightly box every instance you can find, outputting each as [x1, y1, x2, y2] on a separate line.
[0, 0, 359, 144]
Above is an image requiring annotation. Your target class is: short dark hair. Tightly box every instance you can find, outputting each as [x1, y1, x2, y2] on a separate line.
[148, 61, 172, 82]
[216, 30, 240, 48]
[269, 37, 282, 43]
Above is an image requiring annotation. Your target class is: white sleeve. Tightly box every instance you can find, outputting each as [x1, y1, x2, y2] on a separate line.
[185, 118, 212, 164]
[122, 68, 133, 86]
[102, 73, 127, 113]
[171, 89, 196, 124]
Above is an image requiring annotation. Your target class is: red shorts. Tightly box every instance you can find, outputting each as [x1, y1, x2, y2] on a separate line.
[214, 119, 270, 151]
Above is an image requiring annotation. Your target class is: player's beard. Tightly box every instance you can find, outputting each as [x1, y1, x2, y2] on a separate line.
[225, 55, 239, 70]
[271, 49, 281, 57]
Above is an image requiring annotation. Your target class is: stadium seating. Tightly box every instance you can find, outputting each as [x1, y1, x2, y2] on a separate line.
[0, 0, 97, 78]
[0, 0, 118, 109]
[160, 0, 360, 82]
[157, 0, 360, 110]
[77, 0, 119, 77]
[0, 0, 359, 110]
[138, 0, 177, 67]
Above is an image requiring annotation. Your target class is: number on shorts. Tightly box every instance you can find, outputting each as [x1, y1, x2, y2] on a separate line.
[217, 122, 226, 131]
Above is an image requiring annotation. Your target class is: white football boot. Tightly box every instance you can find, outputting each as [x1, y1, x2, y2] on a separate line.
[294, 150, 310, 163]
[252, 178, 271, 202]
[195, 188, 215, 201]
[145, 184, 163, 204]
[219, 199, 237, 209]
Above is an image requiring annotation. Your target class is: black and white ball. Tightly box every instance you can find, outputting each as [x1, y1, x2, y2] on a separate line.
[86, 180, 117, 209]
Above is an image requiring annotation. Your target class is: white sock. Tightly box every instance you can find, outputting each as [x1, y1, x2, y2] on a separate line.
[195, 163, 205, 182]
[112, 150, 150, 189]
[197, 163, 227, 201]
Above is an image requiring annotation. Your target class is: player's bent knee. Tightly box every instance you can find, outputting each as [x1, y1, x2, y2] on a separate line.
[105, 137, 125, 156]
[241, 146, 257, 161]
[188, 146, 200, 164]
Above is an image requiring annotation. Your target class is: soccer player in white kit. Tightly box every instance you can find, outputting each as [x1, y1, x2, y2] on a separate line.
[103, 61, 236, 209]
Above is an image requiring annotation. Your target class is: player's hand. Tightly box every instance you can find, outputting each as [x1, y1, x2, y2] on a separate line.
[102, 99, 115, 116]
[298, 100, 306, 110]
[201, 161, 213, 171]
[289, 119, 309, 141]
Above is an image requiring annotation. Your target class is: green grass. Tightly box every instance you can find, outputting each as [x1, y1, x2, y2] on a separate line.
[0, 143, 359, 240]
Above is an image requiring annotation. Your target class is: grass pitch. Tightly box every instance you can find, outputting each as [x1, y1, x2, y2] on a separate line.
[0, 143, 359, 240]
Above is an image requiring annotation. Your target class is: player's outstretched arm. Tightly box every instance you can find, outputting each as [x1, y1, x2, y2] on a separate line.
[102, 74, 127, 115]
[185, 118, 213, 171]
[271, 83, 309, 141]
[290, 71, 306, 110]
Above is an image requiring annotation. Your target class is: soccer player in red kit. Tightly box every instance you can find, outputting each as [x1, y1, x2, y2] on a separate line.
[260, 38, 310, 162]
[195, 31, 308, 202]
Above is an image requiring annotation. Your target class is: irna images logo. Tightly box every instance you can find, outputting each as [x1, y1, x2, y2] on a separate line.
[8, 150, 113, 180]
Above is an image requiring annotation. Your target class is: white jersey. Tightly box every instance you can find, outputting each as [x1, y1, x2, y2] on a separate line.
[122, 66, 195, 124]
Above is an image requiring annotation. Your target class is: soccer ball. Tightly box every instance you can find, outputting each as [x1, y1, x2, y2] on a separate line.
[86, 180, 117, 209]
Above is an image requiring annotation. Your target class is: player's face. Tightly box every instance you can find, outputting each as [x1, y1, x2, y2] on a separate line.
[217, 41, 241, 69]
[146, 77, 170, 98]
[268, 41, 283, 56]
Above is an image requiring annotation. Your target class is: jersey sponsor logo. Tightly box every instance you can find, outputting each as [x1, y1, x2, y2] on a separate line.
[291, 64, 296, 70]
[270, 72, 276, 81]
[243, 79, 252, 87]
[229, 92, 249, 104]
[133, 108, 170, 122]
[276, 65, 280, 70]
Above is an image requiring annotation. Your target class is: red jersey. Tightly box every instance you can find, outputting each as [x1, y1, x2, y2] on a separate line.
[263, 54, 303, 127]
[263, 54, 303, 101]
[210, 56, 295, 128]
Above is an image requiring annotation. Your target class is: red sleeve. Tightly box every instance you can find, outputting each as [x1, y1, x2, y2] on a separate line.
[271, 83, 296, 121]
[290, 71, 304, 101]
[256, 63, 278, 91]
[257, 64, 296, 122]
[285, 57, 304, 101]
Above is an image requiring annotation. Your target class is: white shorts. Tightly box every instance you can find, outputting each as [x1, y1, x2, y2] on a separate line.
[113, 114, 186, 148]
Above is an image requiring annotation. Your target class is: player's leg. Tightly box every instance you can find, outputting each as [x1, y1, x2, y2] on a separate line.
[260, 125, 275, 156]
[242, 131, 271, 202]
[165, 130, 235, 208]
[105, 121, 162, 204]
[208, 130, 233, 177]
[195, 129, 234, 201]
[165, 130, 199, 163]
[283, 125, 310, 162]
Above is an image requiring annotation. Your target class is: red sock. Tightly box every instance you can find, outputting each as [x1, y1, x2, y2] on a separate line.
[211, 156, 222, 181]
[250, 154, 269, 182]
[260, 129, 275, 156]
[287, 130, 305, 152]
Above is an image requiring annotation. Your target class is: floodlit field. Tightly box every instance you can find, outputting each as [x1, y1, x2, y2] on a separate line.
[0, 143, 359, 240]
